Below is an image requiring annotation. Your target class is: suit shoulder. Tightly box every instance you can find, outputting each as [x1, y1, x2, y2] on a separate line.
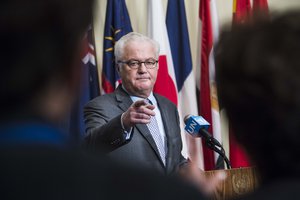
[154, 93, 177, 109]
[85, 93, 116, 108]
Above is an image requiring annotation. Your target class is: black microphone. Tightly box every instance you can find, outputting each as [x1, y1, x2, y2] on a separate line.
[184, 114, 231, 169]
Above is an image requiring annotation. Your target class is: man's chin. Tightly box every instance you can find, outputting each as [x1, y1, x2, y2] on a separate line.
[133, 86, 153, 97]
[136, 79, 151, 83]
[135, 81, 152, 88]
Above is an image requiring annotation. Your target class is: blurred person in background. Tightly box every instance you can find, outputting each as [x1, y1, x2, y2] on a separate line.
[0, 0, 211, 199]
[215, 10, 300, 200]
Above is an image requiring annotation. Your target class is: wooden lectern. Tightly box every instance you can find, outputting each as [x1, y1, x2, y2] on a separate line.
[204, 167, 259, 200]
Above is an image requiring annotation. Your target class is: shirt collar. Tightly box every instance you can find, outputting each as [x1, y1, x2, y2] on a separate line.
[122, 85, 156, 106]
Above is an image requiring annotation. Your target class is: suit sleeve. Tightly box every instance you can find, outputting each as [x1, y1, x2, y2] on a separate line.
[83, 99, 129, 152]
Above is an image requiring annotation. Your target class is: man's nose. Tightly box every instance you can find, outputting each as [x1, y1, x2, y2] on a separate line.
[137, 62, 147, 73]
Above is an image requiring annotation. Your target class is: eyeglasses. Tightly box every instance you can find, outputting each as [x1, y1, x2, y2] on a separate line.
[117, 59, 158, 69]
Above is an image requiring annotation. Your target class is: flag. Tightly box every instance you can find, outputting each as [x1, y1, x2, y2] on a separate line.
[148, 0, 191, 156]
[232, 0, 252, 23]
[147, 0, 178, 105]
[101, 0, 133, 94]
[199, 0, 223, 170]
[82, 26, 100, 99]
[69, 26, 100, 143]
[253, 0, 269, 18]
[253, 0, 269, 13]
[166, 0, 203, 168]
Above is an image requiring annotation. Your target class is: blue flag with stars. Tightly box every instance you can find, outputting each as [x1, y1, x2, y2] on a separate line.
[101, 0, 133, 93]
[68, 26, 100, 144]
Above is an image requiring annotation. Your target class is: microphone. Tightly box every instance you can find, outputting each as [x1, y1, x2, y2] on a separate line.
[184, 115, 221, 147]
[184, 115, 231, 169]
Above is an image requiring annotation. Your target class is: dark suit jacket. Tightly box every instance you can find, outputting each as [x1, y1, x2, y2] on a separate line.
[84, 85, 186, 175]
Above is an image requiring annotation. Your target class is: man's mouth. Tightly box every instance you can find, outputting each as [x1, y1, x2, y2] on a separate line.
[136, 77, 150, 80]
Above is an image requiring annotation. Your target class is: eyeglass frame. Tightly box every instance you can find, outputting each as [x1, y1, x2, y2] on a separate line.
[117, 59, 159, 69]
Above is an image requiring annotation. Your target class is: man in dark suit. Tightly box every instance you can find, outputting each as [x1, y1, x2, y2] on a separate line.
[215, 11, 300, 200]
[84, 32, 186, 175]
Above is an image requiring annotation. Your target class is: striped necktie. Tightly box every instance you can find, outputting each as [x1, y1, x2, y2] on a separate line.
[146, 99, 166, 166]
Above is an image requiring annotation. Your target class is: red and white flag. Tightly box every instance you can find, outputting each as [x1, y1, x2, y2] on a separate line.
[199, 0, 223, 170]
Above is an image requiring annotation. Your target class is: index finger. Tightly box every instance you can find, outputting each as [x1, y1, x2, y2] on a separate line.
[132, 99, 148, 108]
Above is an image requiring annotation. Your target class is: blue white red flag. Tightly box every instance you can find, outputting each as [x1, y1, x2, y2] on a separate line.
[166, 0, 203, 168]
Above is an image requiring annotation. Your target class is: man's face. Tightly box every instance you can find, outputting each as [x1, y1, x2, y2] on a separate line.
[118, 41, 158, 98]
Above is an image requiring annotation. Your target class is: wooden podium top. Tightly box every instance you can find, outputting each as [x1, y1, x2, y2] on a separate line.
[204, 167, 259, 200]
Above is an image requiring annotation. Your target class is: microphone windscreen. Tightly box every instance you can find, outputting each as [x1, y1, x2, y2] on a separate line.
[184, 115, 210, 135]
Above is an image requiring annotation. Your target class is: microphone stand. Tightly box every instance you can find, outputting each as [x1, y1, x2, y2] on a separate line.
[205, 138, 231, 169]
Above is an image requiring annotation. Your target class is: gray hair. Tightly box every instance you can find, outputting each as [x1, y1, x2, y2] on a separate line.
[114, 32, 160, 62]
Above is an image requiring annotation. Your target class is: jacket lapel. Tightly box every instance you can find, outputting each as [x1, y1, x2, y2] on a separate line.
[135, 123, 163, 163]
[155, 94, 174, 172]
[115, 86, 133, 112]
